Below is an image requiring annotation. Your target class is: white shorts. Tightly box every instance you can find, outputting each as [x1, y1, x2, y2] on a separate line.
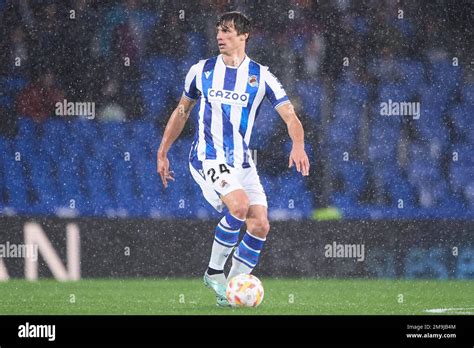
[189, 158, 267, 213]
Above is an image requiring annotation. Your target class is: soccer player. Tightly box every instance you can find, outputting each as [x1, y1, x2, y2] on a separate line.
[157, 12, 310, 306]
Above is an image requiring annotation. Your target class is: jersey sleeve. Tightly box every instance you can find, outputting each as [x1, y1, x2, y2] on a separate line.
[263, 68, 290, 109]
[183, 63, 200, 100]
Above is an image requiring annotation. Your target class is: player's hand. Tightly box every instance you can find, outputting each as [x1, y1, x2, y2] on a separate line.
[289, 146, 310, 176]
[157, 155, 175, 188]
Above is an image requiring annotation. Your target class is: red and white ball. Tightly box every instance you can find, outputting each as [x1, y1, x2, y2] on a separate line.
[226, 274, 264, 307]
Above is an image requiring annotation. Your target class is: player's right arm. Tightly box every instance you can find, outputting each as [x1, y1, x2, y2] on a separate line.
[158, 62, 201, 188]
[157, 96, 196, 188]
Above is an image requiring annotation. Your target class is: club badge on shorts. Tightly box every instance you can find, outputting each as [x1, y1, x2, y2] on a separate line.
[220, 179, 229, 188]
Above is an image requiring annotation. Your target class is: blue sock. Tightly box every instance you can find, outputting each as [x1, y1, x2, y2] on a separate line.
[228, 231, 266, 280]
[208, 212, 245, 271]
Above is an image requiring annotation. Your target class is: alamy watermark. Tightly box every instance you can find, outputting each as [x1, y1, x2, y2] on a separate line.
[324, 241, 365, 262]
[0, 242, 38, 261]
[55, 99, 95, 119]
[18, 322, 55, 341]
[224, 147, 258, 165]
[380, 99, 420, 119]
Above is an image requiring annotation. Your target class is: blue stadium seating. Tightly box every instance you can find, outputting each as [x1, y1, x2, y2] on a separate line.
[29, 155, 59, 214]
[56, 152, 86, 214]
[370, 105, 403, 136]
[158, 138, 196, 218]
[330, 192, 375, 219]
[352, 16, 369, 35]
[0, 4, 472, 224]
[420, 84, 449, 113]
[142, 57, 177, 81]
[398, 58, 426, 96]
[1, 49, 472, 220]
[0, 95, 13, 109]
[384, 173, 416, 209]
[393, 19, 414, 38]
[449, 104, 471, 141]
[377, 82, 410, 103]
[251, 99, 281, 150]
[17, 117, 37, 137]
[464, 183, 474, 210]
[261, 172, 313, 220]
[141, 80, 170, 119]
[339, 161, 367, 200]
[418, 113, 448, 141]
[295, 80, 324, 122]
[290, 35, 306, 54]
[0, 77, 28, 109]
[129, 120, 158, 143]
[462, 83, 474, 105]
[468, 127, 474, 146]
[83, 157, 113, 216]
[0, 139, 6, 205]
[335, 79, 369, 106]
[1, 76, 27, 93]
[329, 102, 361, 147]
[133, 155, 161, 216]
[2, 153, 29, 213]
[407, 158, 442, 186]
[430, 60, 462, 93]
[448, 144, 474, 205]
[141, 56, 181, 102]
[186, 32, 206, 61]
[139, 11, 158, 33]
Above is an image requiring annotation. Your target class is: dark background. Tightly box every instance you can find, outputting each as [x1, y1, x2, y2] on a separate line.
[1, 217, 472, 278]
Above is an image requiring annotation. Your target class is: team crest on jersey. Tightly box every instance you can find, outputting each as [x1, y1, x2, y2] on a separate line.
[204, 71, 212, 79]
[248, 75, 258, 87]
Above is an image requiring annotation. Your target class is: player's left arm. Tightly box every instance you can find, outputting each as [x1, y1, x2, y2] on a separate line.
[276, 102, 310, 176]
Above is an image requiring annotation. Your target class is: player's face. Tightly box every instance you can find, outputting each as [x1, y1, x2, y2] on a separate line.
[216, 22, 246, 54]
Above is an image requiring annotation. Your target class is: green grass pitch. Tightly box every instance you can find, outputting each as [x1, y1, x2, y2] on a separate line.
[0, 279, 472, 315]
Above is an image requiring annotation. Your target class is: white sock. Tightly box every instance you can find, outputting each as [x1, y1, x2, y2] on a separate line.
[206, 272, 227, 286]
[208, 241, 234, 271]
[227, 256, 253, 281]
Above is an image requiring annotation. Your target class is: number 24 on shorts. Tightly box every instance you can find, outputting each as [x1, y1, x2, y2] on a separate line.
[207, 164, 231, 183]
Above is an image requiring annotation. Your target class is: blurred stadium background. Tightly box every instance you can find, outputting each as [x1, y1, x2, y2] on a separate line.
[0, 0, 473, 314]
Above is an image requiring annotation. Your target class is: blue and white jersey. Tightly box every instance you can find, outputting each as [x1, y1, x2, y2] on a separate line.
[183, 54, 289, 168]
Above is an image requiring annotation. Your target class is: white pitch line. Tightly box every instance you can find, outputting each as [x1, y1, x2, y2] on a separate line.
[424, 307, 474, 314]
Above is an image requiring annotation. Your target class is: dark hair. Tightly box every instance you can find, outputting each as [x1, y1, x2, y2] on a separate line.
[216, 11, 251, 42]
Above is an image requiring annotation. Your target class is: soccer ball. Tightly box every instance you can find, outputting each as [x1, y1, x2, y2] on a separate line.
[226, 274, 264, 307]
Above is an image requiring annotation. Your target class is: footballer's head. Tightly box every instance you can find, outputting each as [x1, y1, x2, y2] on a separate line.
[216, 11, 251, 54]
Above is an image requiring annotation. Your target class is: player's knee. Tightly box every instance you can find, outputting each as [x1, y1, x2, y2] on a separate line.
[231, 202, 249, 220]
[226, 191, 249, 219]
[247, 218, 270, 238]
